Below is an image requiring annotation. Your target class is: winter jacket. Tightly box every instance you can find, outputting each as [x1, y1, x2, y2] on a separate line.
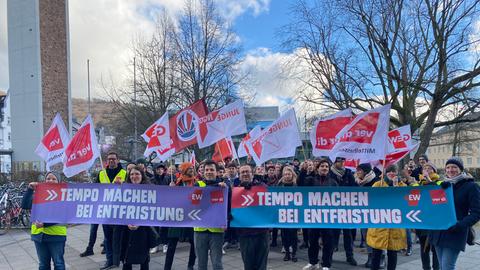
[303, 174, 338, 187]
[152, 173, 170, 186]
[429, 174, 480, 251]
[297, 169, 315, 187]
[328, 168, 357, 187]
[366, 180, 407, 251]
[119, 226, 157, 264]
[236, 180, 270, 236]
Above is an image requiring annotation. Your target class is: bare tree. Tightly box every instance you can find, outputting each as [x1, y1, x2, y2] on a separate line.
[282, 0, 480, 159]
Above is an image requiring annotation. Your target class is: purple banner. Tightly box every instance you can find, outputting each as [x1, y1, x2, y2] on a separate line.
[31, 183, 228, 228]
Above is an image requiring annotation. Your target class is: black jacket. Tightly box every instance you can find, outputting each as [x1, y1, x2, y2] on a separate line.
[120, 226, 157, 264]
[303, 174, 338, 187]
[298, 169, 315, 187]
[152, 173, 169, 186]
[328, 169, 357, 187]
[429, 175, 480, 251]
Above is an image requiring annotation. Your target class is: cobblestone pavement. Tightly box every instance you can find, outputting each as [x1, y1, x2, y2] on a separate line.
[0, 225, 479, 269]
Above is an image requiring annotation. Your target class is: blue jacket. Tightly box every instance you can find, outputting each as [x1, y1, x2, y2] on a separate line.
[429, 175, 480, 251]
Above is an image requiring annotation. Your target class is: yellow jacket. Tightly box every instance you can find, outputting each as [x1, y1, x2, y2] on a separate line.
[366, 180, 407, 251]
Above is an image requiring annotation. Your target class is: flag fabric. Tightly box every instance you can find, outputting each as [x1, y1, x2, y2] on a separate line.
[246, 109, 302, 165]
[374, 125, 418, 170]
[35, 113, 70, 171]
[190, 151, 196, 167]
[197, 100, 247, 148]
[310, 109, 354, 157]
[237, 125, 262, 158]
[62, 115, 100, 177]
[330, 104, 391, 162]
[212, 137, 237, 163]
[169, 99, 209, 152]
[142, 112, 175, 161]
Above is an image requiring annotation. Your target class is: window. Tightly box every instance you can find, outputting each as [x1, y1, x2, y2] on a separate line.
[467, 158, 473, 165]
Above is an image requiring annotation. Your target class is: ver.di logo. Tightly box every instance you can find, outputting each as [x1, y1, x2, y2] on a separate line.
[177, 110, 199, 141]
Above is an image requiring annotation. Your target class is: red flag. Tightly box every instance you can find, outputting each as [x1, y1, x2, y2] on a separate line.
[142, 112, 175, 161]
[169, 99, 208, 152]
[190, 151, 196, 167]
[35, 113, 70, 170]
[62, 115, 100, 177]
[310, 109, 354, 157]
[212, 137, 237, 163]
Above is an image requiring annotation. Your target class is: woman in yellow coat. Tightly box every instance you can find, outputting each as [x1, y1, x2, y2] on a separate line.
[367, 165, 407, 270]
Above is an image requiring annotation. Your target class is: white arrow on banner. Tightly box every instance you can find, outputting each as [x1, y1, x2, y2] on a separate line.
[188, 209, 202, 221]
[406, 210, 422, 222]
[241, 194, 254, 206]
[45, 190, 58, 201]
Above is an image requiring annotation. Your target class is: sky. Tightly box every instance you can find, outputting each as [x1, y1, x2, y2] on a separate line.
[0, 0, 316, 114]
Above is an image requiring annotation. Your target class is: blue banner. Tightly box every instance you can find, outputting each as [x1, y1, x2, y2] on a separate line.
[231, 185, 457, 229]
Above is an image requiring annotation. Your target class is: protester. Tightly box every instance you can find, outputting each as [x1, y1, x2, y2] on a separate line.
[150, 163, 169, 255]
[194, 160, 227, 270]
[429, 157, 480, 270]
[165, 162, 197, 270]
[411, 154, 429, 181]
[165, 165, 177, 184]
[225, 162, 240, 188]
[253, 166, 265, 183]
[328, 157, 358, 266]
[197, 161, 205, 179]
[223, 162, 239, 252]
[278, 166, 299, 262]
[136, 158, 154, 179]
[268, 164, 282, 247]
[97, 151, 127, 269]
[298, 160, 316, 249]
[355, 163, 379, 267]
[303, 158, 338, 270]
[126, 162, 136, 174]
[25, 171, 67, 270]
[237, 164, 270, 270]
[367, 165, 407, 270]
[119, 166, 157, 270]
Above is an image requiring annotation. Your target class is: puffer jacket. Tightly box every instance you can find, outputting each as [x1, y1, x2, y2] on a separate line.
[366, 180, 407, 251]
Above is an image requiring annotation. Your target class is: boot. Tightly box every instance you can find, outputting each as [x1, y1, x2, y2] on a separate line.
[379, 254, 386, 269]
[364, 253, 372, 268]
[283, 252, 291, 261]
[291, 252, 298, 262]
[79, 248, 94, 257]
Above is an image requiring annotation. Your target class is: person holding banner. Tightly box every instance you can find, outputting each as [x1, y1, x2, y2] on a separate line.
[25, 171, 67, 270]
[119, 166, 157, 270]
[298, 160, 316, 250]
[429, 157, 480, 270]
[303, 158, 338, 270]
[236, 164, 270, 270]
[367, 165, 407, 270]
[278, 166, 299, 262]
[194, 160, 227, 270]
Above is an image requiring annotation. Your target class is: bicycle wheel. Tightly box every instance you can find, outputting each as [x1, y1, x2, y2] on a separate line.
[0, 212, 11, 235]
[20, 209, 31, 228]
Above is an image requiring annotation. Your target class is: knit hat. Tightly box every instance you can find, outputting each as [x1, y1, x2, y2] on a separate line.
[446, 157, 464, 171]
[155, 163, 166, 170]
[179, 162, 193, 174]
[419, 154, 429, 161]
[423, 162, 437, 173]
[356, 163, 372, 174]
[335, 157, 346, 163]
[44, 171, 62, 182]
[385, 165, 397, 173]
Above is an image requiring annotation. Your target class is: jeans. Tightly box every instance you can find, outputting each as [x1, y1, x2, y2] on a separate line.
[371, 249, 397, 270]
[103, 224, 114, 265]
[332, 229, 355, 258]
[34, 241, 66, 270]
[308, 229, 334, 267]
[434, 245, 460, 270]
[164, 237, 196, 270]
[194, 232, 224, 270]
[406, 229, 412, 249]
[86, 224, 99, 250]
[239, 233, 269, 270]
[419, 235, 439, 270]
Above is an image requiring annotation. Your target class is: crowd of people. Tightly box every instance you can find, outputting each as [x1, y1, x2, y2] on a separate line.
[23, 151, 480, 270]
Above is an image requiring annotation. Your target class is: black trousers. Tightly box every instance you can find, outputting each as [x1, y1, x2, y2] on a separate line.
[281, 229, 298, 254]
[332, 229, 355, 258]
[86, 224, 99, 250]
[164, 237, 196, 270]
[371, 249, 397, 270]
[239, 233, 269, 270]
[271, 228, 279, 245]
[308, 229, 334, 267]
[419, 235, 439, 270]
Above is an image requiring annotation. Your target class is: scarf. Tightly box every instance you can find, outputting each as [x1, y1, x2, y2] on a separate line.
[355, 170, 376, 186]
[176, 175, 196, 186]
[444, 172, 469, 185]
[330, 166, 345, 178]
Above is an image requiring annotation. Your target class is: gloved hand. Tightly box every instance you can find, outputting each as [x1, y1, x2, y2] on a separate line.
[440, 181, 451, 189]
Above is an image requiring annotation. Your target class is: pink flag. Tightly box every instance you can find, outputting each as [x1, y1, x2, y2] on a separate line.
[35, 113, 70, 170]
[62, 115, 100, 177]
[246, 109, 301, 165]
[143, 112, 175, 162]
[237, 126, 261, 158]
[330, 104, 391, 162]
[310, 109, 354, 157]
[197, 100, 247, 148]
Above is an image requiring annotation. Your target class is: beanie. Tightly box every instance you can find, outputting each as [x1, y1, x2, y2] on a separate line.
[179, 162, 193, 174]
[423, 161, 437, 173]
[356, 163, 372, 174]
[419, 154, 429, 161]
[446, 157, 464, 171]
[44, 171, 62, 182]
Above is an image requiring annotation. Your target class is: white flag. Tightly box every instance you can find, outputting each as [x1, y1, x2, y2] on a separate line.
[196, 100, 247, 148]
[143, 112, 175, 161]
[62, 115, 100, 177]
[310, 109, 354, 157]
[237, 126, 262, 158]
[246, 109, 301, 165]
[35, 113, 71, 171]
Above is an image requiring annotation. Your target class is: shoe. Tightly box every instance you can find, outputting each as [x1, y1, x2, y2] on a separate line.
[299, 242, 309, 249]
[302, 264, 320, 270]
[291, 253, 298, 262]
[101, 247, 106, 255]
[347, 257, 358, 266]
[281, 247, 286, 253]
[405, 247, 412, 256]
[99, 264, 114, 270]
[80, 249, 94, 257]
[322, 268, 330, 270]
[162, 244, 168, 253]
[359, 242, 365, 248]
[380, 254, 386, 269]
[283, 252, 291, 261]
[150, 247, 158, 254]
[100, 242, 104, 247]
[364, 253, 372, 268]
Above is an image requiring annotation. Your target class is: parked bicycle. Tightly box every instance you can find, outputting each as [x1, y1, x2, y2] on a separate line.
[0, 182, 31, 235]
